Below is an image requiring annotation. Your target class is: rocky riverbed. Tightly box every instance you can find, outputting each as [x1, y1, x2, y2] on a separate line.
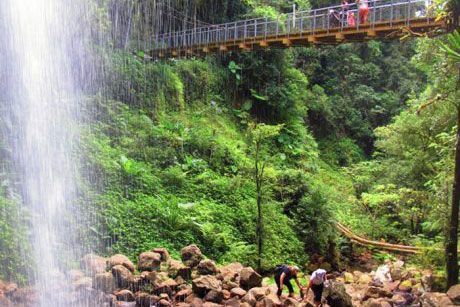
[0, 245, 459, 306]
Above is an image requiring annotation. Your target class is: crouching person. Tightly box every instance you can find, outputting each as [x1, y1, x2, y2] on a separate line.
[305, 268, 327, 306]
[274, 264, 302, 299]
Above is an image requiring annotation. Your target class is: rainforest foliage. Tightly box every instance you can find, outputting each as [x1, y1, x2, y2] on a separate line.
[0, 0, 458, 284]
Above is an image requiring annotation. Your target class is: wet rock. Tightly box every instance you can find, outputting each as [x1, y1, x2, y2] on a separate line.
[135, 292, 152, 307]
[175, 287, 193, 302]
[93, 272, 117, 293]
[154, 279, 178, 297]
[197, 259, 218, 275]
[138, 251, 162, 271]
[181, 245, 204, 267]
[230, 287, 247, 298]
[116, 302, 136, 307]
[108, 254, 135, 272]
[193, 275, 222, 297]
[159, 298, 172, 306]
[81, 254, 107, 276]
[9, 287, 37, 306]
[152, 248, 170, 262]
[112, 264, 134, 288]
[116, 289, 135, 302]
[204, 289, 224, 303]
[323, 281, 352, 307]
[169, 259, 192, 280]
[73, 276, 93, 290]
[67, 269, 86, 282]
[240, 267, 262, 290]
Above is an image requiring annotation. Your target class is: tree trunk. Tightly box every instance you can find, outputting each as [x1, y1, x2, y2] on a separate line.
[447, 107, 460, 288]
[257, 187, 263, 272]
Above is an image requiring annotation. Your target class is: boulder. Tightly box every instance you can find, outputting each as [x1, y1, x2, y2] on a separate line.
[197, 260, 218, 275]
[420, 292, 455, 307]
[202, 303, 222, 307]
[116, 289, 135, 302]
[343, 272, 354, 284]
[421, 270, 434, 292]
[93, 272, 117, 293]
[181, 245, 204, 267]
[219, 263, 244, 281]
[363, 298, 392, 307]
[158, 299, 172, 306]
[138, 252, 162, 271]
[240, 267, 262, 290]
[192, 275, 222, 297]
[260, 293, 282, 307]
[391, 292, 416, 306]
[72, 277, 93, 290]
[175, 288, 193, 302]
[116, 302, 136, 307]
[447, 284, 460, 304]
[154, 279, 178, 297]
[323, 281, 353, 307]
[108, 254, 135, 272]
[135, 292, 152, 307]
[222, 280, 239, 291]
[397, 280, 412, 292]
[358, 274, 372, 285]
[81, 254, 107, 276]
[248, 287, 270, 301]
[225, 297, 242, 307]
[67, 269, 86, 282]
[169, 259, 192, 280]
[230, 287, 247, 298]
[282, 298, 299, 306]
[363, 286, 392, 300]
[112, 264, 134, 288]
[204, 290, 224, 303]
[222, 289, 231, 300]
[374, 265, 392, 284]
[152, 248, 170, 262]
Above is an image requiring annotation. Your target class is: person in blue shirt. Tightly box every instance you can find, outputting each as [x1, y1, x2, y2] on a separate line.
[274, 265, 302, 298]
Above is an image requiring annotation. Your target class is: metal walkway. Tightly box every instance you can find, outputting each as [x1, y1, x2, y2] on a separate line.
[151, 0, 446, 58]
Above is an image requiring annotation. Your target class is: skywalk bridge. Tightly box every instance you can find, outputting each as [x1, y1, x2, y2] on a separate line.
[151, 0, 446, 58]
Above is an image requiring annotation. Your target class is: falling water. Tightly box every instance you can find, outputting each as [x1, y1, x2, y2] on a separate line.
[0, 0, 208, 305]
[1, 0, 90, 305]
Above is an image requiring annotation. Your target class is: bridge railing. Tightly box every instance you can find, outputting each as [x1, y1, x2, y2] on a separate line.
[153, 0, 433, 51]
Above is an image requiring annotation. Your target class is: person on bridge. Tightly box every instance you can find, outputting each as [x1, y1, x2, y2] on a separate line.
[357, 0, 370, 24]
[274, 264, 303, 299]
[304, 268, 327, 306]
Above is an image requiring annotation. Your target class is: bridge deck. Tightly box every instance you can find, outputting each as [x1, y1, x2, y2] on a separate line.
[151, 0, 446, 58]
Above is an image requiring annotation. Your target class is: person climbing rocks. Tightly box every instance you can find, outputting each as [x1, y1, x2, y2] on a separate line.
[274, 264, 303, 299]
[305, 268, 327, 306]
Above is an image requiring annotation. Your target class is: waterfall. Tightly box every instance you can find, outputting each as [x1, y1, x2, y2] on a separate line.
[1, 0, 90, 305]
